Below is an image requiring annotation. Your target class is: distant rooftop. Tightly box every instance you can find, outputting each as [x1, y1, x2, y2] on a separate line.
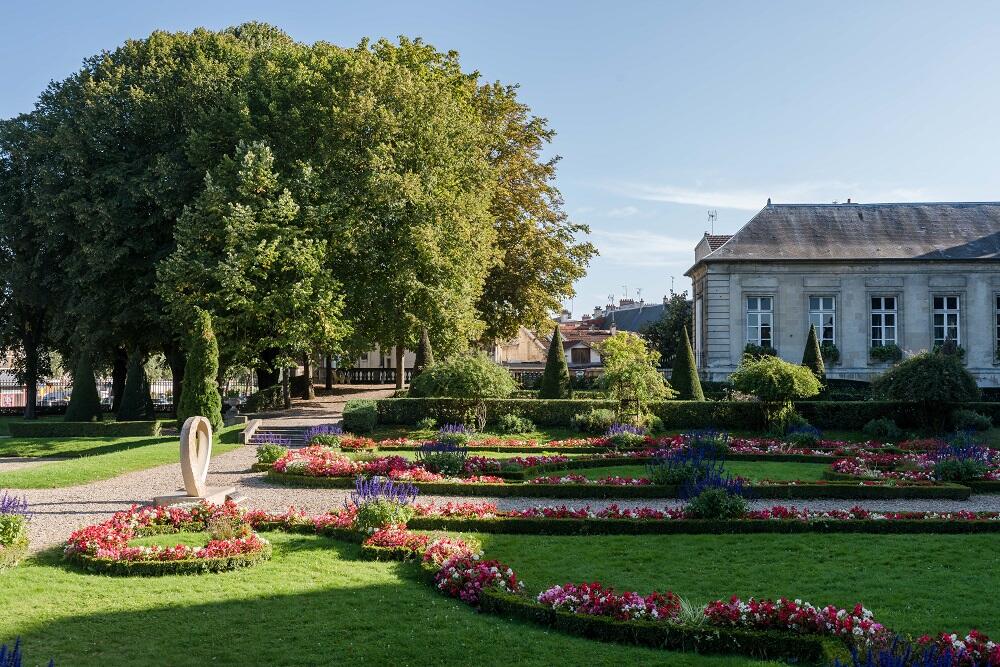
[705, 234, 732, 250]
[697, 201, 1000, 265]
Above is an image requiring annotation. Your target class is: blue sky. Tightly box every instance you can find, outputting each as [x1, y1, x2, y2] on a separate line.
[4, 1, 1000, 316]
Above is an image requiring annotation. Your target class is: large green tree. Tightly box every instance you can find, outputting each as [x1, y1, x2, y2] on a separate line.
[642, 292, 693, 367]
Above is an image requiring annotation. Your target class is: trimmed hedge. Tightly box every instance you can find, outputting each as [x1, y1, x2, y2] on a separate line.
[479, 589, 846, 665]
[264, 471, 971, 500]
[244, 385, 283, 413]
[343, 399, 377, 434]
[67, 544, 272, 576]
[7, 420, 163, 438]
[408, 515, 1000, 536]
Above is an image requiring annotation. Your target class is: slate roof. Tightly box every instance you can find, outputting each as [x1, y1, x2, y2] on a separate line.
[699, 202, 1000, 263]
[591, 303, 666, 332]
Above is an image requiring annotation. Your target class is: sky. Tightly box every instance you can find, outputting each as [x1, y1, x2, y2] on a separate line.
[4, 1, 1000, 317]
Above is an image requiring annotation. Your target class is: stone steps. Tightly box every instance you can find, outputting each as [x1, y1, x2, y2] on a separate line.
[249, 426, 310, 447]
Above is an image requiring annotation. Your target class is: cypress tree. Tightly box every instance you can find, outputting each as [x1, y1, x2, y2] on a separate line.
[671, 327, 704, 400]
[412, 328, 434, 379]
[538, 325, 573, 398]
[64, 354, 103, 422]
[117, 350, 155, 421]
[802, 324, 826, 381]
[177, 309, 224, 431]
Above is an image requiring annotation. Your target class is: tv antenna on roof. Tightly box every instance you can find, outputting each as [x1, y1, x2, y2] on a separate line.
[708, 210, 718, 234]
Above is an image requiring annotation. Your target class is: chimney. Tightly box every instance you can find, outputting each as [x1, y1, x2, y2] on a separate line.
[847, 198, 852, 204]
[766, 197, 771, 206]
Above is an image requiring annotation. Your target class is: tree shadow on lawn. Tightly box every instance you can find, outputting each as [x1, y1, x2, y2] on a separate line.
[8, 538, 761, 667]
[0, 435, 173, 459]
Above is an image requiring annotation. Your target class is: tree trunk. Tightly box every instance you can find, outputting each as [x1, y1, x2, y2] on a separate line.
[255, 347, 281, 390]
[395, 344, 405, 389]
[281, 366, 291, 409]
[165, 344, 185, 418]
[22, 330, 38, 420]
[301, 353, 314, 399]
[325, 355, 333, 390]
[111, 347, 128, 412]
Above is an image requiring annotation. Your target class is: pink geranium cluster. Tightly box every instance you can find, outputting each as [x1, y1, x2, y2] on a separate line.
[463, 455, 571, 475]
[434, 552, 523, 605]
[422, 537, 476, 566]
[339, 436, 379, 450]
[362, 525, 430, 551]
[918, 630, 1000, 666]
[273, 446, 363, 476]
[413, 501, 500, 518]
[537, 582, 681, 622]
[704, 596, 884, 642]
[832, 449, 1000, 481]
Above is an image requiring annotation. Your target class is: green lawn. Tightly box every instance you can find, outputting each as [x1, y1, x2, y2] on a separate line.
[1, 534, 771, 667]
[0, 426, 243, 489]
[479, 532, 1000, 638]
[0, 434, 171, 458]
[575, 460, 829, 482]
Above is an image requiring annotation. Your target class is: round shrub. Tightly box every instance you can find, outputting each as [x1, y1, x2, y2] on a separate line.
[644, 414, 666, 436]
[493, 413, 536, 435]
[343, 399, 377, 434]
[785, 425, 821, 448]
[863, 417, 903, 442]
[684, 430, 730, 457]
[730, 356, 821, 429]
[256, 443, 287, 465]
[354, 500, 414, 533]
[684, 488, 748, 520]
[952, 409, 992, 432]
[933, 458, 988, 482]
[310, 434, 343, 447]
[605, 423, 648, 450]
[872, 352, 978, 427]
[408, 353, 516, 399]
[571, 408, 616, 435]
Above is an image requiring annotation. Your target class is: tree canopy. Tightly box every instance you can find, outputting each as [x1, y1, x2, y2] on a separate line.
[642, 292, 693, 367]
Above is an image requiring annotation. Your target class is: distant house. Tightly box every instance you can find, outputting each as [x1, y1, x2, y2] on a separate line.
[498, 321, 610, 368]
[686, 201, 1000, 385]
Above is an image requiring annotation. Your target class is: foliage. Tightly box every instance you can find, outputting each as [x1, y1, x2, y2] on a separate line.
[570, 408, 616, 434]
[408, 353, 516, 399]
[684, 430, 731, 457]
[647, 448, 719, 486]
[353, 499, 415, 534]
[416, 442, 468, 476]
[863, 418, 904, 442]
[641, 291, 693, 368]
[801, 324, 826, 380]
[605, 423, 647, 450]
[493, 413, 535, 435]
[730, 355, 821, 428]
[436, 424, 474, 448]
[644, 414, 666, 436]
[683, 488, 749, 520]
[932, 458, 988, 482]
[416, 416, 437, 431]
[6, 421, 162, 438]
[244, 385, 284, 413]
[870, 344, 904, 363]
[538, 325, 572, 399]
[951, 409, 992, 432]
[742, 343, 777, 359]
[0, 513, 27, 549]
[176, 309, 223, 431]
[597, 332, 675, 409]
[343, 400, 378, 435]
[820, 342, 840, 365]
[670, 327, 704, 401]
[412, 329, 434, 379]
[64, 355, 102, 423]
[255, 444, 288, 465]
[116, 352, 154, 422]
[873, 352, 978, 428]
[786, 425, 822, 448]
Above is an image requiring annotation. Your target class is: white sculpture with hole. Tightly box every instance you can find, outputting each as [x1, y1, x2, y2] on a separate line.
[154, 416, 236, 506]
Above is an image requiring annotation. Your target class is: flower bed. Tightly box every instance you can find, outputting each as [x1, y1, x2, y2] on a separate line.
[407, 501, 1000, 535]
[64, 502, 272, 576]
[827, 447, 1000, 489]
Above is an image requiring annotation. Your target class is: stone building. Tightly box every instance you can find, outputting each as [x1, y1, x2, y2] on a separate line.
[686, 201, 1000, 385]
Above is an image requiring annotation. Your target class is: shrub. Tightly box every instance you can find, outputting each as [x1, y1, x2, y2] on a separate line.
[932, 444, 990, 482]
[742, 343, 776, 359]
[244, 385, 283, 412]
[416, 416, 437, 431]
[670, 328, 704, 401]
[684, 429, 730, 457]
[64, 354, 102, 422]
[343, 399, 377, 434]
[933, 458, 988, 482]
[255, 444, 287, 465]
[493, 413, 535, 435]
[870, 343, 903, 363]
[408, 353, 516, 399]
[0, 514, 27, 549]
[354, 499, 414, 533]
[571, 408, 616, 434]
[863, 417, 904, 442]
[951, 409, 992, 432]
[648, 448, 718, 486]
[729, 355, 821, 428]
[873, 352, 978, 428]
[605, 423, 647, 450]
[6, 420, 162, 438]
[644, 414, 665, 436]
[786, 424, 822, 448]
[436, 423, 473, 447]
[820, 342, 840, 366]
[417, 441, 468, 476]
[684, 488, 749, 520]
[117, 350, 155, 421]
[176, 308, 224, 431]
[801, 324, 825, 380]
[310, 435, 341, 448]
[598, 332, 675, 412]
[538, 325, 572, 399]
[349, 476, 419, 533]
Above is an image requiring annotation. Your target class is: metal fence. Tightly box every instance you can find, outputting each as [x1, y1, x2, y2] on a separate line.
[0, 376, 258, 414]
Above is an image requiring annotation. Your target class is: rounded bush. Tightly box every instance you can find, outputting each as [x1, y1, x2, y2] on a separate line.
[684, 488, 748, 520]
[863, 417, 904, 442]
[952, 409, 992, 432]
[873, 352, 978, 409]
[570, 408, 616, 435]
[354, 500, 414, 533]
[408, 353, 516, 399]
[730, 356, 821, 428]
[343, 399, 377, 434]
[255, 443, 287, 464]
[493, 413, 536, 435]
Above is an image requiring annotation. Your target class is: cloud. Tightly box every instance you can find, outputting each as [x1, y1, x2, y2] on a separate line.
[607, 205, 640, 218]
[589, 228, 694, 267]
[614, 180, 930, 211]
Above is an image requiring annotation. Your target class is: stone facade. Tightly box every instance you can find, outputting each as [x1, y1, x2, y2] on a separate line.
[687, 202, 1000, 386]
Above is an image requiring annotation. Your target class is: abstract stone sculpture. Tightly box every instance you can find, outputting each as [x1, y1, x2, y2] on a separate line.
[154, 416, 236, 506]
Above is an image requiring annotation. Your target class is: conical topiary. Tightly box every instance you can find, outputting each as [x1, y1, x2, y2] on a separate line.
[539, 325, 573, 398]
[64, 354, 103, 422]
[412, 328, 434, 379]
[671, 327, 704, 401]
[176, 308, 224, 431]
[117, 351, 155, 421]
[802, 324, 826, 381]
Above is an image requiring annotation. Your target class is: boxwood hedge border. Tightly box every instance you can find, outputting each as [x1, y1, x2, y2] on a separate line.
[66, 543, 272, 576]
[7, 420, 165, 438]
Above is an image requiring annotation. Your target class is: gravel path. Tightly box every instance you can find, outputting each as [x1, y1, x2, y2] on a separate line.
[12, 444, 1000, 552]
[0, 457, 70, 473]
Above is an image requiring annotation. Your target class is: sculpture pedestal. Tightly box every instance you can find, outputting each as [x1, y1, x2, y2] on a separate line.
[153, 486, 237, 507]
